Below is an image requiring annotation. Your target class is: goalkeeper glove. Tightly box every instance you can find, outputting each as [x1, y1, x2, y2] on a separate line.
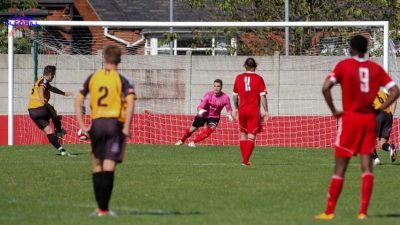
[227, 114, 234, 123]
[198, 109, 207, 115]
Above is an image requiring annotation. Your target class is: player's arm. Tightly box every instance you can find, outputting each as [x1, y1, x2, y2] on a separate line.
[38, 86, 46, 104]
[259, 78, 269, 121]
[224, 96, 234, 123]
[380, 85, 400, 112]
[123, 96, 135, 137]
[260, 95, 269, 122]
[74, 75, 92, 132]
[121, 76, 136, 137]
[50, 86, 72, 97]
[322, 79, 341, 118]
[197, 93, 209, 115]
[390, 100, 397, 115]
[74, 94, 87, 132]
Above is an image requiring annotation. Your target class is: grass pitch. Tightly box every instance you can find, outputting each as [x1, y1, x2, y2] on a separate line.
[0, 144, 399, 225]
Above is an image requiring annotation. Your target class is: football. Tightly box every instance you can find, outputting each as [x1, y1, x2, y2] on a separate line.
[77, 129, 89, 141]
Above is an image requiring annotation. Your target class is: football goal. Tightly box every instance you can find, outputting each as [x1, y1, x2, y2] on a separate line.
[6, 21, 399, 147]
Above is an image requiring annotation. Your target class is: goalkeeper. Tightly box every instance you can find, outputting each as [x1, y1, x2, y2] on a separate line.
[175, 79, 233, 147]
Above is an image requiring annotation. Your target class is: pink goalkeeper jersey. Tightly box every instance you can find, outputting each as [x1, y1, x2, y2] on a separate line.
[197, 91, 233, 118]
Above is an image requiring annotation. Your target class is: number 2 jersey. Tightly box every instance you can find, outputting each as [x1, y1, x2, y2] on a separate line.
[373, 90, 392, 114]
[78, 69, 136, 122]
[327, 57, 395, 114]
[233, 71, 267, 108]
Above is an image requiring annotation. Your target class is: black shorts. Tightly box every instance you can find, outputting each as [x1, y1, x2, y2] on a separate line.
[28, 106, 52, 129]
[376, 111, 393, 140]
[89, 118, 126, 163]
[191, 116, 220, 128]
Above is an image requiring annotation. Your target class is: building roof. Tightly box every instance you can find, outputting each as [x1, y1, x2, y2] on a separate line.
[88, 0, 213, 22]
[0, 9, 49, 17]
[37, 0, 74, 3]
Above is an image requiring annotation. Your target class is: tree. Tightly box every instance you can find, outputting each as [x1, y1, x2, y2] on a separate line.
[182, 0, 400, 56]
[0, 0, 38, 54]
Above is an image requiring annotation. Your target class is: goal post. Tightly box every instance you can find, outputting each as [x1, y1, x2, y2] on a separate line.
[6, 21, 392, 146]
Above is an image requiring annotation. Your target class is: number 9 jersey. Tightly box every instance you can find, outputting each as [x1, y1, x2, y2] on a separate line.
[327, 57, 395, 114]
[78, 69, 136, 122]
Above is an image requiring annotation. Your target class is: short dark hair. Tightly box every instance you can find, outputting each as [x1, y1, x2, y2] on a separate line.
[350, 35, 368, 54]
[214, 79, 223, 86]
[103, 45, 121, 64]
[43, 65, 56, 76]
[244, 57, 257, 68]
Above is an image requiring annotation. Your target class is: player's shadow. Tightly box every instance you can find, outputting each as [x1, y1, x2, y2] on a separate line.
[119, 209, 202, 216]
[374, 213, 400, 218]
[56, 152, 86, 157]
[379, 162, 400, 166]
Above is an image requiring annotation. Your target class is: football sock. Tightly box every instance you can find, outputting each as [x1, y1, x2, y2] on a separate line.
[240, 140, 247, 163]
[102, 171, 114, 211]
[47, 133, 62, 149]
[371, 150, 379, 159]
[244, 138, 255, 163]
[180, 129, 193, 142]
[52, 116, 63, 132]
[382, 143, 390, 151]
[93, 172, 104, 210]
[359, 172, 374, 215]
[193, 128, 214, 143]
[93, 171, 115, 211]
[325, 175, 344, 214]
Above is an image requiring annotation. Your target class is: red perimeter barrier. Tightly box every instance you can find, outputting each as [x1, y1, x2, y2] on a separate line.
[1, 113, 399, 148]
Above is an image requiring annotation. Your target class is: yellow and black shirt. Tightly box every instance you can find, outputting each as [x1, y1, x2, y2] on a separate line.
[373, 90, 392, 114]
[78, 69, 136, 122]
[28, 77, 52, 109]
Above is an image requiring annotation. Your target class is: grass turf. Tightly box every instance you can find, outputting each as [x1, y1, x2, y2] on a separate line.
[0, 144, 399, 225]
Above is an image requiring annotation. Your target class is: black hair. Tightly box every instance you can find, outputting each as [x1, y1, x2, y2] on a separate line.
[214, 79, 223, 87]
[350, 35, 368, 54]
[244, 57, 257, 68]
[43, 65, 56, 76]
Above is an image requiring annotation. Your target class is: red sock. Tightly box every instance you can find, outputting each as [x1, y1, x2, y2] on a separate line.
[359, 172, 374, 215]
[193, 128, 214, 143]
[325, 175, 344, 214]
[240, 140, 247, 163]
[244, 138, 255, 163]
[180, 129, 192, 142]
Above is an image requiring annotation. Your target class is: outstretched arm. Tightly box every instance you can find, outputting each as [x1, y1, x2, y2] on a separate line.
[50, 86, 72, 96]
[322, 79, 342, 118]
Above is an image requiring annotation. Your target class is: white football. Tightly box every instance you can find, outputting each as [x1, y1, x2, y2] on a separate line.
[77, 129, 89, 141]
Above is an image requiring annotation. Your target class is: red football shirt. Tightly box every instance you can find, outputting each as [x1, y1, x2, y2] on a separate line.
[233, 72, 267, 108]
[327, 57, 395, 114]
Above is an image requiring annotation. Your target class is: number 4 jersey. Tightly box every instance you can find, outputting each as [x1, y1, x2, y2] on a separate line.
[327, 57, 395, 114]
[78, 69, 136, 122]
[233, 71, 267, 108]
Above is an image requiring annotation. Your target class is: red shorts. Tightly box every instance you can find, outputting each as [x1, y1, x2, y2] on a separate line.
[334, 112, 376, 158]
[238, 105, 261, 134]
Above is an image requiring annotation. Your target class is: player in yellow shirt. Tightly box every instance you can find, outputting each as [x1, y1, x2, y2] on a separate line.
[371, 89, 397, 165]
[74, 45, 136, 216]
[28, 65, 72, 156]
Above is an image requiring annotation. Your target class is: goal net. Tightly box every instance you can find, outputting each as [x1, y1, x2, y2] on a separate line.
[7, 21, 399, 147]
